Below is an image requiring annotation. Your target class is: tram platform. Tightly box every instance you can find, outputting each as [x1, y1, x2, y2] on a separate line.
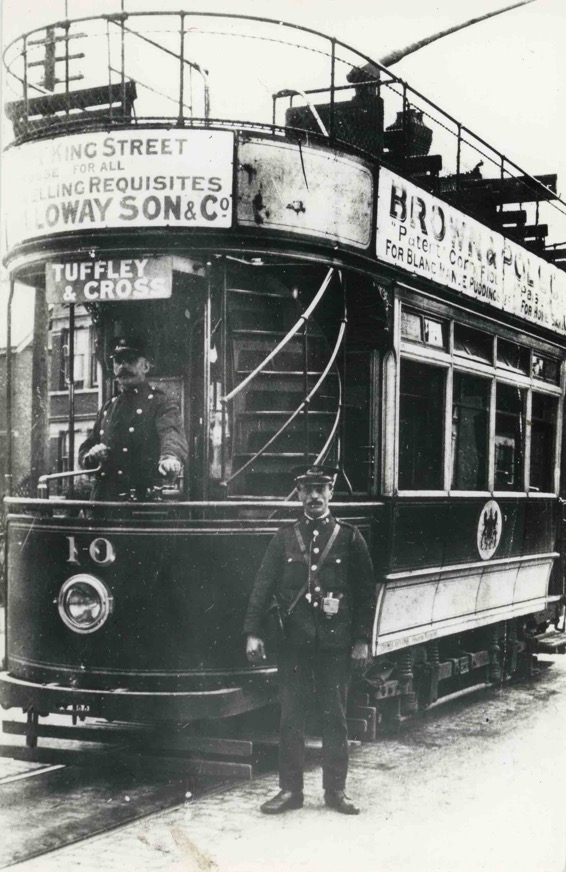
[6, 659, 566, 872]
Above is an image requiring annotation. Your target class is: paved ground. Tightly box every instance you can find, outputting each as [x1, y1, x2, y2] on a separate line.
[6, 656, 566, 872]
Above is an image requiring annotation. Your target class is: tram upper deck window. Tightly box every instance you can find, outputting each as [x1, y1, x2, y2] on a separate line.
[497, 339, 529, 375]
[495, 383, 525, 490]
[401, 309, 447, 349]
[532, 354, 560, 385]
[453, 324, 493, 363]
[530, 393, 557, 492]
[399, 360, 445, 490]
[451, 373, 489, 490]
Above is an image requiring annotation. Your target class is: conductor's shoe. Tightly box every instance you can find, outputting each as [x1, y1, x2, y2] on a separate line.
[324, 790, 360, 815]
[260, 790, 304, 814]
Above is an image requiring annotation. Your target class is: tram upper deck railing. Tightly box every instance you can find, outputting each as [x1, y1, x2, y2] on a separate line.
[3, 11, 566, 263]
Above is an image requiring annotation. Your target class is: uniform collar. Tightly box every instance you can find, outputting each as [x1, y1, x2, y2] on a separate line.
[119, 380, 152, 397]
[302, 512, 333, 527]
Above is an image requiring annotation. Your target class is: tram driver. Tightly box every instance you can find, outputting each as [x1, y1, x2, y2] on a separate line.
[79, 337, 188, 500]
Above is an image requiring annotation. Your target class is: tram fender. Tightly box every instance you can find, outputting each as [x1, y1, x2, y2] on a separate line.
[0, 671, 277, 722]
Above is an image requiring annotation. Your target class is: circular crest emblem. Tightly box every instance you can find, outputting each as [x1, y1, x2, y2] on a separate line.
[477, 500, 502, 560]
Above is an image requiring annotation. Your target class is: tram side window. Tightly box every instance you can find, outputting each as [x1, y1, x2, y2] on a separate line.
[451, 373, 489, 490]
[495, 383, 525, 490]
[399, 360, 444, 490]
[530, 393, 557, 492]
[497, 338, 529, 375]
[454, 324, 493, 363]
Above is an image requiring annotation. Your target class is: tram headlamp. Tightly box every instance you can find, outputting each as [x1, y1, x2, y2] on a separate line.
[57, 575, 113, 634]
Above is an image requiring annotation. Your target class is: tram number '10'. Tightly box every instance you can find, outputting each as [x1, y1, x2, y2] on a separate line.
[66, 536, 116, 567]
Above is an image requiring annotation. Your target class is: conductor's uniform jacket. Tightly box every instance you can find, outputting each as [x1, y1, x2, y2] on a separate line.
[244, 513, 377, 795]
[79, 381, 187, 500]
[244, 514, 376, 649]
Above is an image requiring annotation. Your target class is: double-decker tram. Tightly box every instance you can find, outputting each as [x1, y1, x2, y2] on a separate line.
[2, 9, 566, 745]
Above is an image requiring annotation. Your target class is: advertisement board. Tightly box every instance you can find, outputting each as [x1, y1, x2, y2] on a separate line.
[3, 129, 234, 250]
[376, 167, 566, 335]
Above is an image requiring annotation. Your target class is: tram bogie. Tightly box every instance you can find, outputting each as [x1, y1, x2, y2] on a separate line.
[1, 10, 566, 738]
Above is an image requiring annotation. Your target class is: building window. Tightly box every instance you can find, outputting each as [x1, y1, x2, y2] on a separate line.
[399, 360, 445, 490]
[57, 430, 70, 473]
[495, 383, 525, 490]
[60, 326, 95, 389]
[451, 372, 490, 490]
[530, 392, 556, 492]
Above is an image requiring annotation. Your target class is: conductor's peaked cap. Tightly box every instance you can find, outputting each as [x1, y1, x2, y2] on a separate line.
[293, 465, 339, 485]
[110, 337, 149, 359]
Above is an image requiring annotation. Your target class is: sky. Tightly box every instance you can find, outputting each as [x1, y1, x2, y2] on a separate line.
[1, 0, 565, 342]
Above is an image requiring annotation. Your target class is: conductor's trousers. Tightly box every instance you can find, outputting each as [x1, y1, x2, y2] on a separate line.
[278, 643, 350, 793]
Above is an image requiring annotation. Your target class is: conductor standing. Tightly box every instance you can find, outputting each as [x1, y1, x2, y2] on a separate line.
[244, 465, 376, 815]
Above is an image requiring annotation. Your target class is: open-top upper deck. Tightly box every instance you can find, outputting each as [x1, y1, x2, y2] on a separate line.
[3, 11, 566, 337]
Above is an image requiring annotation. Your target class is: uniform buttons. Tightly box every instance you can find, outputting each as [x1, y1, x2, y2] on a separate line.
[118, 470, 123, 475]
[287, 558, 293, 563]
[101, 472, 106, 477]
[314, 586, 321, 593]
[136, 409, 143, 414]
[100, 429, 104, 435]
[313, 601, 319, 608]
[336, 558, 342, 564]
[112, 397, 117, 403]
[313, 547, 320, 554]
[123, 447, 128, 453]
[148, 394, 154, 400]
[129, 427, 135, 433]
[311, 564, 318, 571]
[312, 529, 318, 536]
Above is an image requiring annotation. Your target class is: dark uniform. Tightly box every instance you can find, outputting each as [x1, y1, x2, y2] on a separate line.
[79, 380, 188, 500]
[244, 510, 376, 796]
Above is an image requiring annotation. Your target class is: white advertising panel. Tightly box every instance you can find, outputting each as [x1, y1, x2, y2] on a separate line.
[3, 129, 234, 249]
[237, 139, 373, 249]
[376, 167, 566, 335]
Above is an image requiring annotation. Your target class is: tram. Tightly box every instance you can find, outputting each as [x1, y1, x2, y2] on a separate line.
[2, 9, 566, 743]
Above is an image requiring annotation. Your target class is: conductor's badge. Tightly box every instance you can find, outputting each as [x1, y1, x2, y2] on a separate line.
[322, 593, 341, 616]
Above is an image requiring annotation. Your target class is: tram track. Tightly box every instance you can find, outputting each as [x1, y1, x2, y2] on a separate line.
[0, 661, 557, 869]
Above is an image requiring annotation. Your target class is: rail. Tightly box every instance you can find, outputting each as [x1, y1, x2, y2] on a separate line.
[37, 466, 100, 499]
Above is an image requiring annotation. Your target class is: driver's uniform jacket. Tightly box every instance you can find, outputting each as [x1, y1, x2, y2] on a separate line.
[244, 513, 376, 649]
[79, 381, 187, 500]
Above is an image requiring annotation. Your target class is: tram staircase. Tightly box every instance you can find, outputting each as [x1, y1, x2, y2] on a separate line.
[224, 273, 341, 497]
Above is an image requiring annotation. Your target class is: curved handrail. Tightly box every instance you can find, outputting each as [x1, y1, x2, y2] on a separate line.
[267, 321, 346, 518]
[223, 315, 346, 488]
[220, 267, 335, 406]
